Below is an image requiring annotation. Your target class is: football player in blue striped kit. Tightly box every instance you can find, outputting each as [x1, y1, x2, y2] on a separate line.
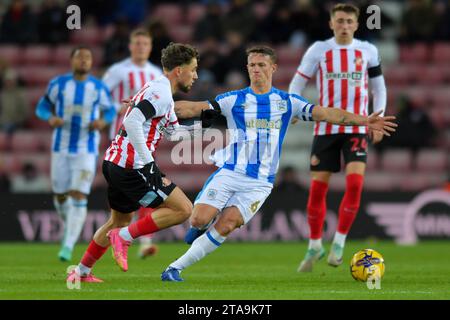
[36, 46, 116, 262]
[160, 45, 397, 281]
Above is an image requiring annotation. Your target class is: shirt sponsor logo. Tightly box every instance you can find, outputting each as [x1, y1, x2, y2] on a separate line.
[246, 119, 282, 130]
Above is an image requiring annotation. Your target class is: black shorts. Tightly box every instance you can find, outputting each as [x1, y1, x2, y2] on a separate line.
[310, 134, 368, 172]
[102, 160, 176, 213]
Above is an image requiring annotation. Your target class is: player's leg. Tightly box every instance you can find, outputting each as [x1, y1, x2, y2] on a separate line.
[54, 193, 71, 220]
[51, 153, 74, 261]
[136, 207, 158, 258]
[162, 177, 270, 282]
[60, 155, 96, 261]
[298, 135, 341, 272]
[108, 182, 192, 271]
[184, 168, 223, 244]
[67, 209, 134, 283]
[328, 134, 368, 267]
[184, 204, 220, 244]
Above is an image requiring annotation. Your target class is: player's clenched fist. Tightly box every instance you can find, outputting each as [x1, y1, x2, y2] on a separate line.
[89, 119, 107, 131]
[140, 161, 163, 190]
[48, 116, 64, 128]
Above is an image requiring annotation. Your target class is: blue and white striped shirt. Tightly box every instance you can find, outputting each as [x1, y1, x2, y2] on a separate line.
[36, 73, 115, 155]
[209, 86, 314, 184]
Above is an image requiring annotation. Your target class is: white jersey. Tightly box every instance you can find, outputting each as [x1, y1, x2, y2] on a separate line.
[209, 87, 314, 184]
[102, 58, 162, 139]
[104, 75, 178, 169]
[296, 37, 381, 136]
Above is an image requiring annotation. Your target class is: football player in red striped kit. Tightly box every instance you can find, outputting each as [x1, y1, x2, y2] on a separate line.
[67, 43, 199, 283]
[289, 3, 388, 272]
[102, 28, 162, 258]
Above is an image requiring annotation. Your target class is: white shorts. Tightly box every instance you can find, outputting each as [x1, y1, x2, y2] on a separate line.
[51, 153, 97, 194]
[194, 168, 273, 224]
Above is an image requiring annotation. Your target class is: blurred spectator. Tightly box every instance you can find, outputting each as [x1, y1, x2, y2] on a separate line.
[103, 17, 131, 66]
[193, 2, 224, 42]
[198, 37, 227, 85]
[37, 0, 69, 44]
[147, 20, 173, 68]
[399, 0, 438, 43]
[188, 70, 217, 101]
[0, 159, 11, 194]
[0, 0, 37, 44]
[375, 96, 437, 153]
[274, 166, 305, 193]
[74, 0, 119, 26]
[435, 0, 450, 41]
[221, 0, 257, 41]
[116, 0, 147, 26]
[223, 31, 247, 82]
[11, 163, 51, 193]
[0, 58, 8, 90]
[224, 71, 247, 91]
[291, 0, 330, 43]
[256, 1, 296, 44]
[0, 69, 29, 139]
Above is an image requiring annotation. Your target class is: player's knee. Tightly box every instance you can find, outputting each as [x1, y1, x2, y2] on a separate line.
[110, 215, 133, 228]
[69, 190, 87, 200]
[55, 194, 68, 203]
[215, 222, 235, 237]
[215, 217, 240, 236]
[191, 214, 212, 228]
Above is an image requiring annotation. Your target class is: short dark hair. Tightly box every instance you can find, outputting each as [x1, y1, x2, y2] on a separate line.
[246, 45, 277, 64]
[330, 3, 360, 18]
[130, 28, 151, 41]
[161, 42, 199, 71]
[70, 45, 91, 58]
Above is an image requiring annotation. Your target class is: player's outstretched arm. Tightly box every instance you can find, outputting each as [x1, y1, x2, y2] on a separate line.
[174, 101, 210, 119]
[312, 107, 397, 136]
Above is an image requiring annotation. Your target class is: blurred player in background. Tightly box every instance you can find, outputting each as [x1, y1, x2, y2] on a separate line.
[35, 46, 116, 262]
[67, 43, 199, 283]
[289, 3, 388, 272]
[159, 45, 396, 282]
[102, 28, 162, 258]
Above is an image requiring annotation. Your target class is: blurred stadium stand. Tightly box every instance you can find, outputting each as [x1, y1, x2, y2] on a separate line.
[0, 0, 448, 192]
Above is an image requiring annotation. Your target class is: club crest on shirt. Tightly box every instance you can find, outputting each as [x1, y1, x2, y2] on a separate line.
[206, 189, 217, 200]
[277, 100, 287, 111]
[354, 56, 363, 67]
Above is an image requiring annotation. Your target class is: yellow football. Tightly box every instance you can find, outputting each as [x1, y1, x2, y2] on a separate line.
[350, 249, 385, 282]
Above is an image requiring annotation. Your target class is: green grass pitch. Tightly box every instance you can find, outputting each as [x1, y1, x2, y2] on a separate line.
[0, 241, 449, 300]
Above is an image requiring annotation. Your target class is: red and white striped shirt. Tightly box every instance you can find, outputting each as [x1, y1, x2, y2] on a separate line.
[102, 58, 162, 139]
[104, 75, 179, 169]
[296, 38, 380, 135]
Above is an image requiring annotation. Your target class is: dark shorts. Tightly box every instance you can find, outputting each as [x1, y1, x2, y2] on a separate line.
[310, 134, 368, 173]
[102, 160, 176, 213]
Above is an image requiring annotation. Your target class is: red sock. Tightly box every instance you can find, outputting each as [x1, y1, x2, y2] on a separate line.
[128, 211, 160, 239]
[138, 207, 153, 220]
[80, 240, 108, 268]
[137, 207, 154, 239]
[307, 180, 329, 239]
[337, 173, 364, 234]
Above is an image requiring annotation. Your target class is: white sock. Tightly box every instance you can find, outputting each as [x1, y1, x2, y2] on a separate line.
[54, 196, 71, 219]
[78, 263, 91, 276]
[333, 232, 347, 247]
[63, 198, 87, 250]
[139, 234, 153, 245]
[308, 238, 322, 250]
[170, 227, 226, 270]
[119, 227, 133, 241]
